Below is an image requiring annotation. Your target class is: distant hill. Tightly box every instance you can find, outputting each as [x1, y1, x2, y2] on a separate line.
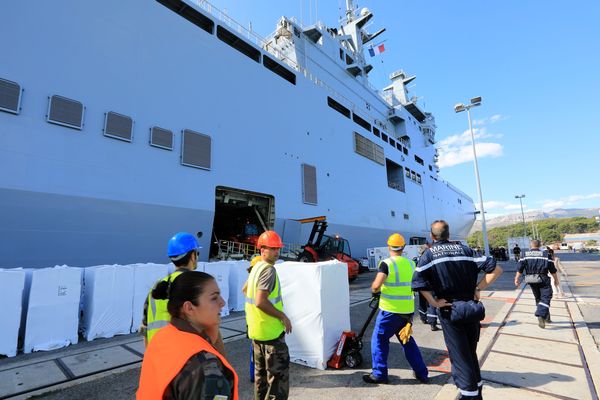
[469, 207, 600, 235]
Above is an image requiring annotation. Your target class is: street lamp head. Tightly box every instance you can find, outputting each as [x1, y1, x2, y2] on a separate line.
[514, 194, 526, 199]
[454, 103, 466, 113]
[470, 96, 482, 106]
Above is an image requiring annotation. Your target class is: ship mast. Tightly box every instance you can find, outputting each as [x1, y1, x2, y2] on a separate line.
[345, 0, 355, 22]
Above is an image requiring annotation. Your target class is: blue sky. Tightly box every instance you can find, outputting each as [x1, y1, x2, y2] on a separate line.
[209, 0, 600, 219]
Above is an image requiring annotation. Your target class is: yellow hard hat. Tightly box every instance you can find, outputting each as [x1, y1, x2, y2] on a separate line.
[250, 255, 262, 267]
[387, 233, 406, 249]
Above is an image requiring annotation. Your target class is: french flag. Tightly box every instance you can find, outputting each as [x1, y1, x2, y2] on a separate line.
[368, 43, 385, 57]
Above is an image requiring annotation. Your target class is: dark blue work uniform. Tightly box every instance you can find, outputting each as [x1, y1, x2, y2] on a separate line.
[518, 248, 557, 320]
[414, 257, 438, 325]
[412, 240, 497, 400]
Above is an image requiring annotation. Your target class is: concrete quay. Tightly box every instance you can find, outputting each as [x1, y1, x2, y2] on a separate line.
[0, 254, 598, 399]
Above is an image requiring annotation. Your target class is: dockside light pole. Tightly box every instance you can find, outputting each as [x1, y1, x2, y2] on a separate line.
[515, 194, 527, 238]
[455, 97, 490, 256]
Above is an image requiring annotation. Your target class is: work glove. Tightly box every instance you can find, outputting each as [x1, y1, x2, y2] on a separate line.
[398, 322, 412, 345]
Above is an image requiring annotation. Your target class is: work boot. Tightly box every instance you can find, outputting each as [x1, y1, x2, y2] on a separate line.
[538, 316, 546, 329]
[420, 318, 428, 325]
[362, 374, 388, 384]
[413, 372, 429, 384]
[430, 323, 440, 331]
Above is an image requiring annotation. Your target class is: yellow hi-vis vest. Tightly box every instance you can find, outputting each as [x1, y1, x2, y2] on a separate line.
[245, 261, 284, 341]
[379, 256, 415, 314]
[146, 270, 183, 343]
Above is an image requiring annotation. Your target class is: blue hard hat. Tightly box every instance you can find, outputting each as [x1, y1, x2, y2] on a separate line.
[167, 232, 201, 257]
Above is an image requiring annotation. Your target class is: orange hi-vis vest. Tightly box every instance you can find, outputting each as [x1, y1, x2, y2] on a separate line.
[137, 323, 238, 400]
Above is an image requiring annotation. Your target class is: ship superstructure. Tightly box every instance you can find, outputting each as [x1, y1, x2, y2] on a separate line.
[0, 0, 475, 267]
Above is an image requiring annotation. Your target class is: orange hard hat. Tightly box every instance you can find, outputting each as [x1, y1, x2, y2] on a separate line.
[257, 230, 284, 249]
[387, 233, 406, 249]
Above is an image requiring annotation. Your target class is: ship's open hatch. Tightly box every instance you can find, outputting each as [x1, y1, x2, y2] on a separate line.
[210, 186, 275, 258]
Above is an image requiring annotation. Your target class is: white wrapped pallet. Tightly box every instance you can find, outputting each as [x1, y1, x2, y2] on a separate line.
[228, 260, 250, 311]
[22, 266, 82, 353]
[130, 263, 169, 333]
[203, 262, 230, 317]
[80, 265, 134, 340]
[275, 260, 351, 370]
[0, 268, 26, 357]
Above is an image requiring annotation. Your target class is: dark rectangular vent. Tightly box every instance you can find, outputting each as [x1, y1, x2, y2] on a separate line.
[263, 55, 296, 85]
[156, 0, 214, 34]
[104, 112, 133, 141]
[403, 147, 408, 155]
[354, 132, 384, 165]
[302, 163, 318, 205]
[389, 138, 396, 147]
[47, 95, 84, 130]
[396, 142, 402, 151]
[373, 127, 380, 138]
[327, 96, 350, 118]
[150, 126, 173, 150]
[381, 132, 388, 142]
[217, 25, 260, 63]
[0, 78, 22, 114]
[181, 129, 211, 170]
[352, 113, 371, 132]
[414, 155, 424, 165]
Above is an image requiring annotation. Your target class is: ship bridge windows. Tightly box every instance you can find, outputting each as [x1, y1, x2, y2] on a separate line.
[150, 126, 173, 150]
[388, 137, 396, 148]
[381, 132, 388, 142]
[263, 55, 296, 85]
[352, 112, 372, 132]
[0, 78, 22, 115]
[156, 0, 214, 34]
[217, 25, 261, 63]
[396, 142, 403, 152]
[373, 127, 381, 138]
[181, 129, 211, 170]
[301, 163, 318, 205]
[385, 159, 405, 193]
[327, 96, 350, 118]
[414, 155, 424, 166]
[104, 111, 133, 141]
[354, 132, 384, 165]
[47, 95, 84, 130]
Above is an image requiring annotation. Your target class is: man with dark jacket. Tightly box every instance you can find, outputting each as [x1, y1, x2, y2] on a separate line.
[412, 220, 503, 400]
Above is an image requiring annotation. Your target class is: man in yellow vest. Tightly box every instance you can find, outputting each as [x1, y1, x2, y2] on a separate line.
[245, 230, 292, 400]
[141, 232, 224, 354]
[363, 233, 429, 384]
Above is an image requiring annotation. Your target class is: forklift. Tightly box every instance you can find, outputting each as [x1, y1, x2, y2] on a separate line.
[296, 216, 360, 281]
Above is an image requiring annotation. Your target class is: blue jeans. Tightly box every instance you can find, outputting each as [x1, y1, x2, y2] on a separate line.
[370, 310, 428, 380]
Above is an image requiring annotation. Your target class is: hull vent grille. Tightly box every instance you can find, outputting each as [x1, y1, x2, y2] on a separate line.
[104, 112, 133, 141]
[181, 129, 211, 170]
[150, 126, 173, 150]
[302, 164, 318, 205]
[0, 78, 21, 115]
[47, 95, 83, 129]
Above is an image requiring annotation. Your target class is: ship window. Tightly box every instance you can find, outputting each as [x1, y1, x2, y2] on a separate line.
[386, 159, 405, 193]
[104, 111, 133, 141]
[396, 142, 402, 151]
[150, 126, 173, 150]
[404, 213, 410, 220]
[345, 54, 354, 65]
[156, 0, 214, 34]
[429, 165, 433, 171]
[181, 129, 211, 170]
[217, 25, 261, 63]
[381, 132, 388, 142]
[414, 155, 424, 166]
[416, 174, 422, 184]
[263, 55, 296, 85]
[327, 96, 350, 118]
[47, 95, 84, 130]
[0, 78, 22, 115]
[411, 171, 416, 181]
[405, 167, 410, 177]
[403, 147, 408, 155]
[354, 132, 384, 165]
[352, 112, 371, 132]
[339, 49, 344, 61]
[389, 138, 396, 148]
[373, 127, 380, 138]
[302, 163, 318, 205]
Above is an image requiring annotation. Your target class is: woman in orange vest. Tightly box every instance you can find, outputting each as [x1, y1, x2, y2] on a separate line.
[137, 271, 238, 400]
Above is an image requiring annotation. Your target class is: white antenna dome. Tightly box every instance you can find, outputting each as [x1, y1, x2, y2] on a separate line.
[360, 7, 370, 16]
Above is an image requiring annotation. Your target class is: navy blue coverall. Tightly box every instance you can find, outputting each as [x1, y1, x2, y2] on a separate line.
[518, 248, 557, 320]
[412, 240, 497, 400]
[413, 257, 438, 325]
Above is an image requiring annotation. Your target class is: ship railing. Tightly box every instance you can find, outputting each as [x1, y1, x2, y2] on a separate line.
[216, 240, 303, 261]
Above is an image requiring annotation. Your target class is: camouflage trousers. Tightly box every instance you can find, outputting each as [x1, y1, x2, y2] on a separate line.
[252, 334, 289, 400]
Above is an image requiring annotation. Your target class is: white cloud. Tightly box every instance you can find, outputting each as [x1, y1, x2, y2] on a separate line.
[540, 193, 600, 210]
[437, 128, 503, 168]
[473, 114, 506, 126]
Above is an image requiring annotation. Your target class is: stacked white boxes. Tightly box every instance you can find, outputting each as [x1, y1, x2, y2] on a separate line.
[228, 260, 250, 311]
[202, 262, 230, 317]
[130, 263, 170, 333]
[22, 266, 82, 353]
[0, 268, 26, 357]
[275, 260, 351, 370]
[80, 265, 134, 340]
